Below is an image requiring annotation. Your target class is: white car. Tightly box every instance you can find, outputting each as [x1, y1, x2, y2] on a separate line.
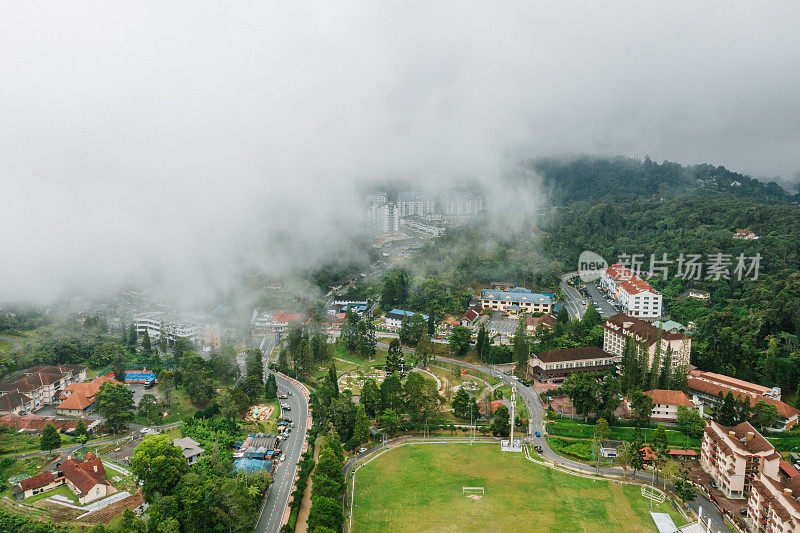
[359, 447, 367, 453]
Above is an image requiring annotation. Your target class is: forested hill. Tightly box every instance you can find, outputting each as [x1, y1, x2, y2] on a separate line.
[527, 155, 792, 206]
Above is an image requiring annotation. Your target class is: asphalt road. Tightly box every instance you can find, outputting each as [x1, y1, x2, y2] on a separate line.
[253, 371, 309, 533]
[560, 272, 586, 320]
[13, 421, 183, 460]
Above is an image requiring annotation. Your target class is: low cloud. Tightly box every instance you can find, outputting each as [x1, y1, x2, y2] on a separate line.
[2, 2, 799, 304]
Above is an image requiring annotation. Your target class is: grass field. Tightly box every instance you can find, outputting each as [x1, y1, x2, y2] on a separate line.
[350, 443, 685, 533]
[546, 418, 700, 449]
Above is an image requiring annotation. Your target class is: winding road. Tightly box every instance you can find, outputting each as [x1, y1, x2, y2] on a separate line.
[344, 353, 729, 532]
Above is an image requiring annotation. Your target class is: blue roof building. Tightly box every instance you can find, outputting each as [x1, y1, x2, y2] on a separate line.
[480, 287, 554, 315]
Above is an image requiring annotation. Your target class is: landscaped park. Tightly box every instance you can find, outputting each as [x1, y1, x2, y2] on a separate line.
[349, 443, 686, 532]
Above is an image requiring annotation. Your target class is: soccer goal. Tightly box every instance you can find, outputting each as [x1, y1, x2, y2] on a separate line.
[641, 485, 665, 504]
[463, 486, 485, 496]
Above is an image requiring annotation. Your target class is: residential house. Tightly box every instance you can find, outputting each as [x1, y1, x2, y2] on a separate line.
[642, 389, 699, 422]
[55, 374, 119, 417]
[686, 289, 711, 300]
[12, 452, 114, 505]
[384, 309, 428, 331]
[174, 437, 205, 465]
[0, 391, 35, 415]
[526, 313, 556, 334]
[602, 313, 691, 373]
[60, 453, 114, 504]
[459, 304, 482, 327]
[12, 471, 62, 500]
[700, 421, 780, 500]
[600, 264, 662, 318]
[528, 347, 615, 382]
[734, 229, 759, 240]
[479, 287, 554, 315]
[0, 364, 87, 412]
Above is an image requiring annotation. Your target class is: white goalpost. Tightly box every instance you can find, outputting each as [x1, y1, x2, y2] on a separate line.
[463, 486, 485, 496]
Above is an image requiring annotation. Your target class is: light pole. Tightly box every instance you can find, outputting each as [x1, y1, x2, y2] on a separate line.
[649, 462, 656, 511]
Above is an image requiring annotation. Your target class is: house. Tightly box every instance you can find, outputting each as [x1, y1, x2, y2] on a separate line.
[55, 374, 120, 417]
[479, 287, 554, 315]
[527, 347, 616, 382]
[55, 391, 94, 417]
[0, 391, 35, 415]
[459, 304, 482, 327]
[687, 372, 797, 431]
[599, 264, 662, 318]
[0, 364, 87, 412]
[700, 421, 780, 500]
[733, 229, 759, 240]
[602, 314, 692, 373]
[12, 471, 62, 500]
[61, 453, 114, 504]
[526, 313, 556, 334]
[0, 413, 82, 434]
[384, 309, 429, 330]
[12, 452, 113, 505]
[685, 289, 711, 300]
[642, 389, 699, 422]
[174, 437, 205, 465]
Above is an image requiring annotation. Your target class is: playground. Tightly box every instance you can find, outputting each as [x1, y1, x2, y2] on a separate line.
[349, 443, 686, 532]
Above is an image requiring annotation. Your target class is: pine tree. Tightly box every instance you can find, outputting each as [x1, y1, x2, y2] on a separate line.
[158, 321, 167, 351]
[512, 318, 529, 378]
[278, 348, 290, 374]
[386, 339, 401, 374]
[795, 380, 800, 410]
[659, 345, 673, 389]
[265, 373, 278, 400]
[649, 345, 662, 390]
[328, 363, 339, 397]
[127, 322, 137, 351]
[142, 330, 152, 354]
[121, 323, 127, 346]
[476, 324, 489, 363]
[354, 405, 370, 444]
[427, 308, 436, 337]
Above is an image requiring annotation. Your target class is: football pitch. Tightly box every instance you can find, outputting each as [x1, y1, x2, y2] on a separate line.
[349, 443, 686, 532]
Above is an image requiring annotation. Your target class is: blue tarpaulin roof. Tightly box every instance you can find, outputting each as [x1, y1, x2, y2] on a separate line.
[234, 458, 273, 473]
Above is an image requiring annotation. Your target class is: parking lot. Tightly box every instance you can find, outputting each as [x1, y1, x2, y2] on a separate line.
[489, 311, 519, 336]
[584, 282, 619, 318]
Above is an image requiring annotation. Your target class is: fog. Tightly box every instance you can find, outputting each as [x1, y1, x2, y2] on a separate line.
[2, 2, 799, 304]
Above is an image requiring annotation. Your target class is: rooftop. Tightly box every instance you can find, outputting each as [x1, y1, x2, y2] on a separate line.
[480, 287, 553, 304]
[603, 313, 687, 343]
[534, 347, 613, 364]
[644, 389, 694, 407]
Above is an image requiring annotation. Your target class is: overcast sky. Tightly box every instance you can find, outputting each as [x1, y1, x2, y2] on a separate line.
[2, 2, 799, 304]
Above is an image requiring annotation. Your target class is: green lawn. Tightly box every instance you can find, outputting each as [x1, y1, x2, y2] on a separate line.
[546, 419, 700, 449]
[351, 443, 686, 532]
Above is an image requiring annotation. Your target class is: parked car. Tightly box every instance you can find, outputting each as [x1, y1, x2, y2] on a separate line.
[534, 446, 543, 453]
[535, 431, 541, 437]
[739, 508, 747, 517]
[359, 447, 367, 453]
[710, 480, 717, 489]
